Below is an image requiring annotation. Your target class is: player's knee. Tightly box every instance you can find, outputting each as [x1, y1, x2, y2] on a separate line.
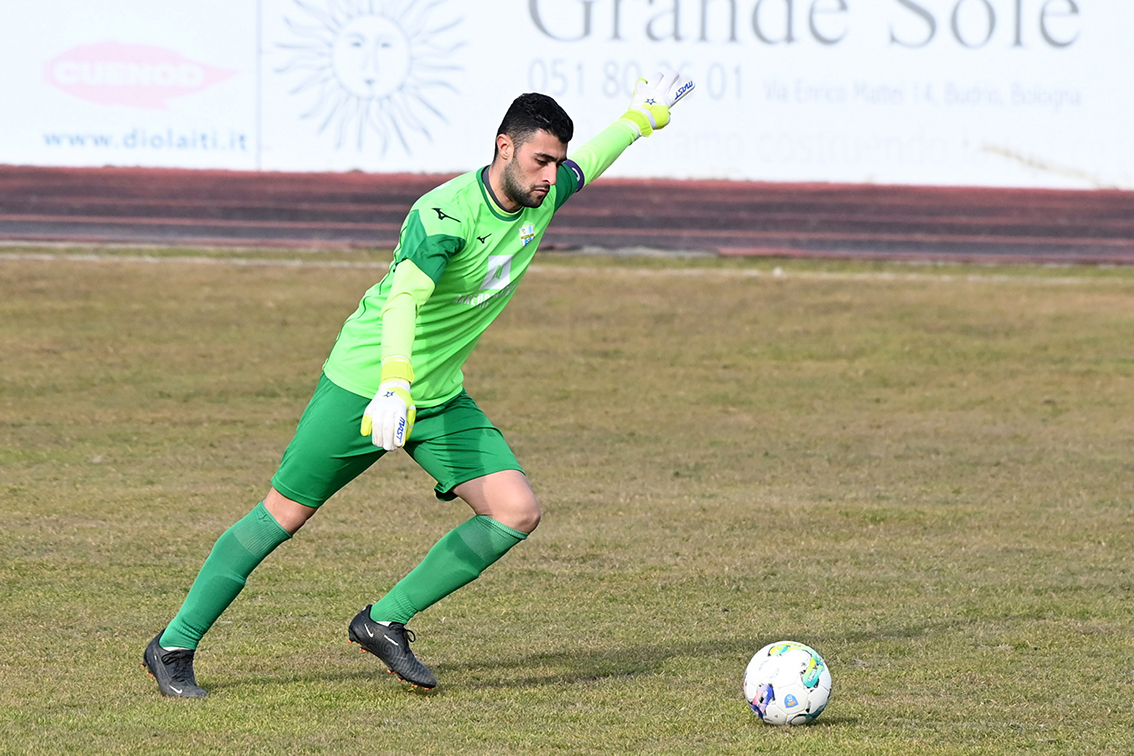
[517, 498, 542, 534]
[264, 487, 318, 535]
[457, 470, 541, 533]
[500, 494, 541, 535]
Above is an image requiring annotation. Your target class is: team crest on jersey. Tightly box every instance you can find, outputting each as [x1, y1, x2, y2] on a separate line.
[519, 224, 535, 246]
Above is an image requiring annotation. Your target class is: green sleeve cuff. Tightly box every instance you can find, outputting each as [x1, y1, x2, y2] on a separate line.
[380, 260, 436, 363]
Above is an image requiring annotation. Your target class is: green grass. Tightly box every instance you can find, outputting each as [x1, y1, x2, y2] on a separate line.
[2, 247, 1133, 755]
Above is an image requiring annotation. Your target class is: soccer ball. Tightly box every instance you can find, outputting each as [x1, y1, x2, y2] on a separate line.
[743, 641, 832, 726]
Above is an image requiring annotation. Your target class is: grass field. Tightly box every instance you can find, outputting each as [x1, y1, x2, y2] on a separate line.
[2, 247, 1133, 755]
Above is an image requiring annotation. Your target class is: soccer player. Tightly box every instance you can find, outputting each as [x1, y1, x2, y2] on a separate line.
[143, 69, 695, 698]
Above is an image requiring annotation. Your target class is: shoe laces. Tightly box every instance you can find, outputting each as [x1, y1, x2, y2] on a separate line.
[386, 622, 416, 645]
[160, 648, 198, 684]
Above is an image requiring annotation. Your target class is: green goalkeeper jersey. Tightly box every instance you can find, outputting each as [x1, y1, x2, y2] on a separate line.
[323, 120, 638, 407]
[322, 162, 585, 407]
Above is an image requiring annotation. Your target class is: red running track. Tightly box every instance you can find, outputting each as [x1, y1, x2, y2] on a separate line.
[2, 165, 1134, 264]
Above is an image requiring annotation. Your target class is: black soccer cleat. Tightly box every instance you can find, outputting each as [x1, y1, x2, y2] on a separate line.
[348, 606, 437, 689]
[142, 632, 208, 698]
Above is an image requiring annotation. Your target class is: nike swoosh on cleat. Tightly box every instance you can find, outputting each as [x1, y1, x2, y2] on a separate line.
[170, 686, 183, 694]
[365, 625, 375, 638]
[383, 634, 401, 648]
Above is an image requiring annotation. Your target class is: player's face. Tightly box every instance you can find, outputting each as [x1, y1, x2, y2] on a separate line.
[501, 130, 568, 209]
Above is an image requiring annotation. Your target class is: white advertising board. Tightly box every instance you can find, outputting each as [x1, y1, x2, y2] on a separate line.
[0, 0, 1130, 188]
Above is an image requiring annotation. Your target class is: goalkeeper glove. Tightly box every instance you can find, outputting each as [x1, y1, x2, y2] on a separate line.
[360, 356, 416, 451]
[620, 68, 695, 138]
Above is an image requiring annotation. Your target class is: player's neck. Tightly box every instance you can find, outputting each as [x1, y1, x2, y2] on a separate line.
[484, 163, 521, 214]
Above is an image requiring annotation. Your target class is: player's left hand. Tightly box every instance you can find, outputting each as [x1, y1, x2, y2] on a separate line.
[622, 69, 695, 137]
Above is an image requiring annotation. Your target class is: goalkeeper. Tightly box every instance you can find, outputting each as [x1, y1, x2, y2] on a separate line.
[143, 69, 695, 698]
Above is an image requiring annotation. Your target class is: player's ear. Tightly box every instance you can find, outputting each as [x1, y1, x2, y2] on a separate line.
[495, 133, 514, 163]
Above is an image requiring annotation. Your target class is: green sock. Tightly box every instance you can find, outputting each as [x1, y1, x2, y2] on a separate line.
[159, 502, 291, 650]
[369, 515, 527, 625]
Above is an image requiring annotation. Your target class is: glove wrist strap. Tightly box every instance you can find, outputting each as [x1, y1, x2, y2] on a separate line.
[620, 109, 653, 138]
[380, 355, 415, 384]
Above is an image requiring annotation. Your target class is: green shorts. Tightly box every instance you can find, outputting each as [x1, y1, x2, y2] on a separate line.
[271, 374, 523, 507]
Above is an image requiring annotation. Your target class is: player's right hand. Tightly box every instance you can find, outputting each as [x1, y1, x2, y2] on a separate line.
[622, 69, 695, 137]
[360, 357, 416, 450]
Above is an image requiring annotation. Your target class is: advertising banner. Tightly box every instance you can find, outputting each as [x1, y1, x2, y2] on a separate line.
[1, 0, 1130, 188]
[0, 0, 257, 170]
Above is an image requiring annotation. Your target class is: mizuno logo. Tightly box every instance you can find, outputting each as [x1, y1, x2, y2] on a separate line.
[478, 233, 491, 244]
[432, 207, 460, 223]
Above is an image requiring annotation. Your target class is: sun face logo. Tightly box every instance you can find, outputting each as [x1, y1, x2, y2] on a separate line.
[276, 0, 464, 153]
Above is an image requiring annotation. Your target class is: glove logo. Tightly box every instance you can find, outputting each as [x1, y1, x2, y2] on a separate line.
[674, 80, 695, 102]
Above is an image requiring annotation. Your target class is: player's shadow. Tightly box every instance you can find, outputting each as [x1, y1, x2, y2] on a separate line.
[435, 633, 800, 689]
[436, 618, 942, 693]
[435, 635, 856, 725]
[437, 638, 746, 689]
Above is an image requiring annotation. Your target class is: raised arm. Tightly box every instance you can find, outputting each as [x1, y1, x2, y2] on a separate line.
[568, 69, 696, 189]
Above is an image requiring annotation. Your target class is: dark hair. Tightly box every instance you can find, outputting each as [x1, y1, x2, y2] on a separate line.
[494, 93, 573, 159]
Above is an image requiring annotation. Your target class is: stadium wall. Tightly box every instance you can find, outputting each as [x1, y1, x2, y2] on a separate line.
[1, 0, 1129, 189]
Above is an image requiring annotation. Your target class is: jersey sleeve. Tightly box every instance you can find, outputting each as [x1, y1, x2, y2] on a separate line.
[559, 122, 638, 202]
[380, 259, 436, 363]
[395, 207, 466, 283]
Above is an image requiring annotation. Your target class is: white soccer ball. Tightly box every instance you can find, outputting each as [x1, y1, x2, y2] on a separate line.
[743, 641, 832, 726]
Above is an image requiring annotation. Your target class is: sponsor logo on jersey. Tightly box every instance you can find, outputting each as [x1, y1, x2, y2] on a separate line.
[480, 254, 514, 291]
[519, 224, 535, 246]
[453, 254, 519, 308]
[453, 281, 519, 309]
